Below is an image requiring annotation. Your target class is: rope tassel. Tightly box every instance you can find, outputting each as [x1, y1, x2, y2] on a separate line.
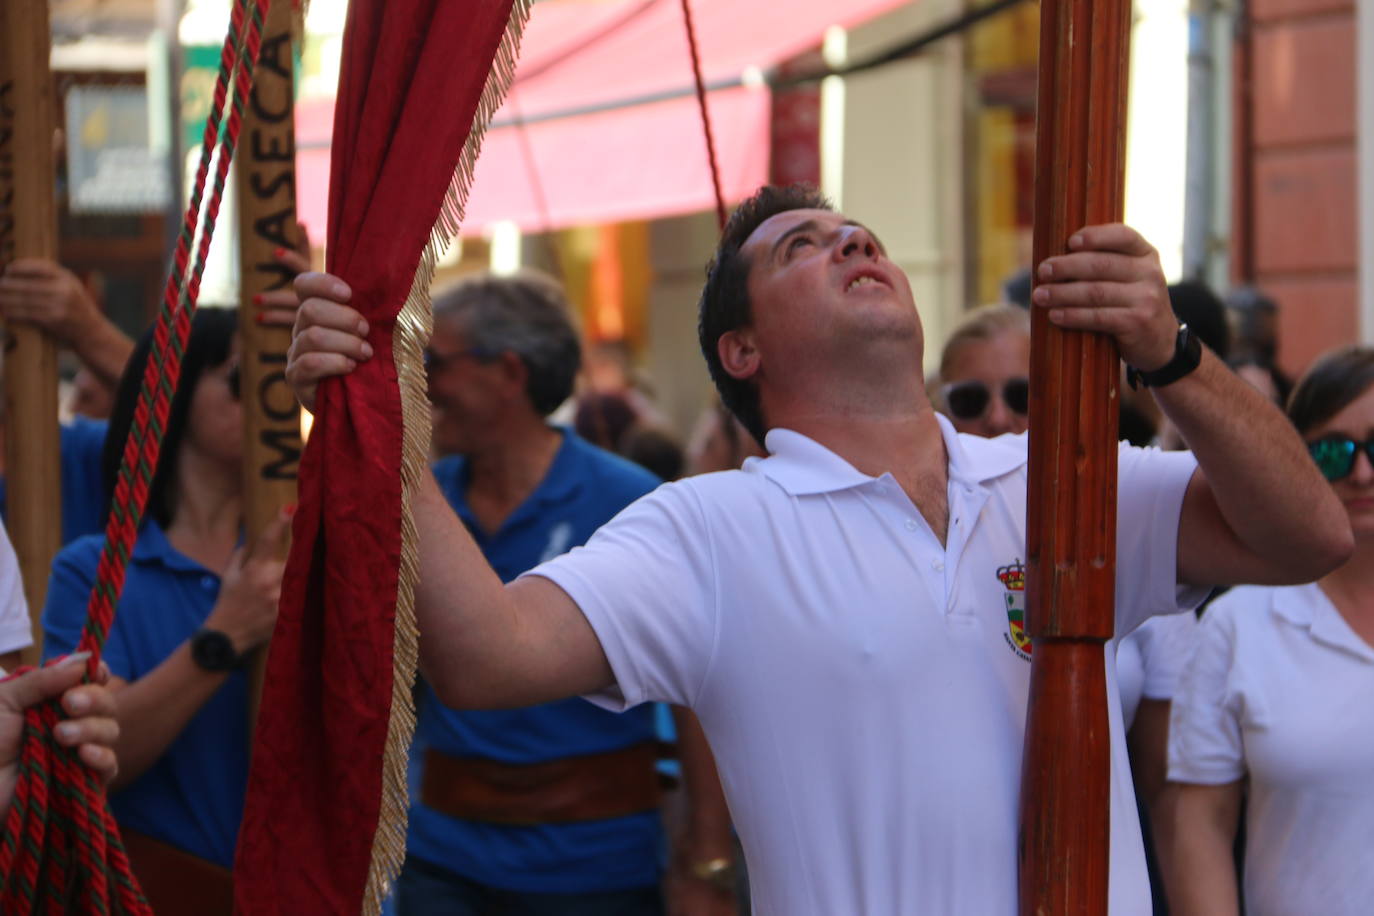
[0, 0, 271, 910]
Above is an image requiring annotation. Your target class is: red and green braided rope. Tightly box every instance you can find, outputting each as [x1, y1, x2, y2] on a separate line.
[0, 1, 270, 910]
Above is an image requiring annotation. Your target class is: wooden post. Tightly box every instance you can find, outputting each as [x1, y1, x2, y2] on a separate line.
[1, 1, 62, 662]
[1018, 1, 1131, 914]
[236, 0, 300, 728]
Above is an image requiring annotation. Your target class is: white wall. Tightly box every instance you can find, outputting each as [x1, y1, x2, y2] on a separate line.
[1124, 0, 1191, 282]
[833, 0, 967, 375]
[645, 212, 720, 438]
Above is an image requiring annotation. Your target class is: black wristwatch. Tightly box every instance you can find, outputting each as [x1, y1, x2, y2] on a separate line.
[190, 628, 241, 672]
[1126, 323, 1202, 390]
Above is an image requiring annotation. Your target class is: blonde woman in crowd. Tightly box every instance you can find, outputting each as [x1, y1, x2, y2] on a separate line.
[936, 305, 1030, 439]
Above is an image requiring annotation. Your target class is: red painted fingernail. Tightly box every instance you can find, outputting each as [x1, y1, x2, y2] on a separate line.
[284, 502, 298, 517]
[252, 293, 265, 306]
[273, 247, 286, 259]
[255, 312, 267, 324]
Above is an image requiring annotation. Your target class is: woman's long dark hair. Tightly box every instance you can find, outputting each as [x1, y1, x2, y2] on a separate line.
[102, 307, 239, 530]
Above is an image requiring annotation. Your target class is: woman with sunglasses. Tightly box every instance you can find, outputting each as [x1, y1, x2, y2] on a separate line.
[40, 307, 290, 914]
[937, 305, 1031, 438]
[1167, 345, 1374, 916]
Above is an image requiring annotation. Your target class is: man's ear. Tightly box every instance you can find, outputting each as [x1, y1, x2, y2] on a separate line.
[497, 350, 529, 398]
[718, 328, 760, 382]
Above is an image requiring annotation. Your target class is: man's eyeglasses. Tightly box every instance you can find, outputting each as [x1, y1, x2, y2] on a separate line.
[1307, 435, 1374, 482]
[423, 347, 499, 372]
[942, 377, 1030, 421]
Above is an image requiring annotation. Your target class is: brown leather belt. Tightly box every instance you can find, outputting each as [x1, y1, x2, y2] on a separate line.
[119, 827, 232, 916]
[421, 742, 663, 826]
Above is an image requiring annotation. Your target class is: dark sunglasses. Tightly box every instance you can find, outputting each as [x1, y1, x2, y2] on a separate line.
[942, 377, 1030, 421]
[423, 346, 498, 372]
[227, 364, 241, 401]
[1307, 435, 1374, 482]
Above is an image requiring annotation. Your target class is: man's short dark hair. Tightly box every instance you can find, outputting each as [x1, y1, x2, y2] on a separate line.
[698, 183, 833, 447]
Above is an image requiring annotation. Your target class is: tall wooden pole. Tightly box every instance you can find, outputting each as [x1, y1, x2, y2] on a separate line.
[1019, 1, 1131, 914]
[1, 1, 62, 662]
[237, 0, 300, 729]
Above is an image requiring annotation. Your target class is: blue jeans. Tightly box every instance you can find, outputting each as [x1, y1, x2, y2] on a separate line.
[395, 854, 665, 916]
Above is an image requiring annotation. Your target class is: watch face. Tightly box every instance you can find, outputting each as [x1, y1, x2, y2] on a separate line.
[193, 630, 237, 671]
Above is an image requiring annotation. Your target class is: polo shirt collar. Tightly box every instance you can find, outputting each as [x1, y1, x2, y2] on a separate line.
[447, 426, 584, 521]
[531, 427, 587, 505]
[131, 520, 215, 574]
[1269, 583, 1318, 629]
[749, 413, 1027, 496]
[1270, 583, 1374, 662]
[937, 414, 1028, 486]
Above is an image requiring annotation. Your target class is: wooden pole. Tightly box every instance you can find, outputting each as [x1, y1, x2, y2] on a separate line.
[236, 0, 300, 729]
[1019, 1, 1131, 914]
[1, 1, 62, 663]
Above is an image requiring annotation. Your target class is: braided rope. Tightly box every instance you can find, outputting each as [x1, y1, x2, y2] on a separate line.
[0, 1, 269, 910]
[678, 0, 727, 230]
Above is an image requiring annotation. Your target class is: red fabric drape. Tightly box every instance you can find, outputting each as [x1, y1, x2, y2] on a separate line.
[234, 2, 518, 912]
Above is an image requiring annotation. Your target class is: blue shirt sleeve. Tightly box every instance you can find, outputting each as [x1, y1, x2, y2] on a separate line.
[585, 445, 661, 512]
[60, 418, 110, 544]
[41, 536, 131, 677]
[0, 419, 109, 547]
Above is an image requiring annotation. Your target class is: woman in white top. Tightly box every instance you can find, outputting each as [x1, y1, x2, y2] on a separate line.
[1167, 345, 1374, 915]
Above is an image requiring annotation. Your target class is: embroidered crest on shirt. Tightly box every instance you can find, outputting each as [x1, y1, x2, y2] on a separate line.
[999, 559, 1031, 660]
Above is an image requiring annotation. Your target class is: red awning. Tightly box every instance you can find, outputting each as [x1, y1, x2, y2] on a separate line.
[297, 0, 913, 236]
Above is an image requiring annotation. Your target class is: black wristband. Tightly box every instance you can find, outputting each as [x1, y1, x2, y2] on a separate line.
[1126, 324, 1202, 390]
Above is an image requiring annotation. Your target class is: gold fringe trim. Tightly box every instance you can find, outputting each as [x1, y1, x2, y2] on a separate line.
[361, 1, 533, 912]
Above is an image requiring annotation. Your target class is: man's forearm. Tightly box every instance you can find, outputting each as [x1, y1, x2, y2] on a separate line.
[672, 706, 733, 852]
[74, 316, 134, 388]
[1155, 349, 1352, 582]
[412, 472, 517, 703]
[111, 645, 229, 789]
[411, 473, 615, 709]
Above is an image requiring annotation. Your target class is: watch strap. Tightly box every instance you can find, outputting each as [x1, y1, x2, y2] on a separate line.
[191, 628, 241, 672]
[1126, 323, 1202, 390]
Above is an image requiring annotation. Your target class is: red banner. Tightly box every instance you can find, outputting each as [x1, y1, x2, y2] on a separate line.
[235, 2, 524, 912]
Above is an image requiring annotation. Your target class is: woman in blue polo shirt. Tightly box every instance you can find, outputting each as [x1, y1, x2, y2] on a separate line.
[41, 307, 288, 911]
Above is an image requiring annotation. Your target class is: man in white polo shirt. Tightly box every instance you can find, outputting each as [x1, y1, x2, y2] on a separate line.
[285, 184, 1352, 914]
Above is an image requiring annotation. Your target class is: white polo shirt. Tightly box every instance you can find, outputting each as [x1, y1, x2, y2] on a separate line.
[1117, 611, 1197, 730]
[0, 526, 32, 658]
[530, 416, 1202, 915]
[1169, 583, 1374, 916]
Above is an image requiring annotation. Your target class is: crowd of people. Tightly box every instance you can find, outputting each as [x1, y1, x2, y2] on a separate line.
[0, 181, 1368, 915]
